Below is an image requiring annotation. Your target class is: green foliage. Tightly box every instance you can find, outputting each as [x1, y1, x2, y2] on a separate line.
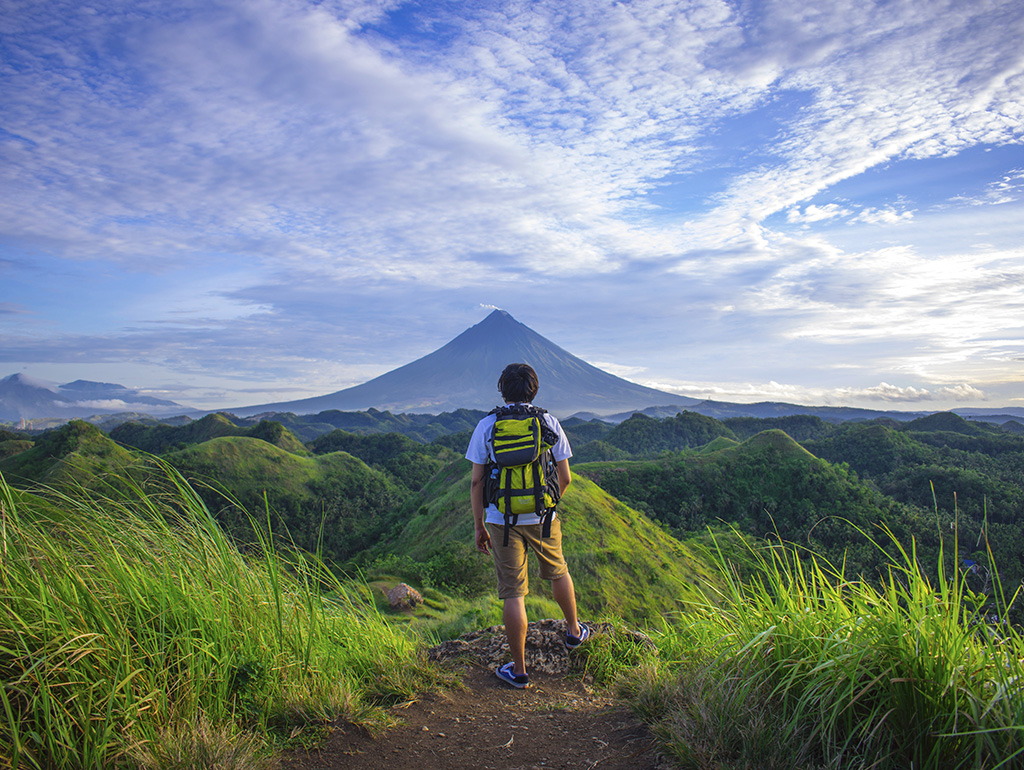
[253, 407, 488, 443]
[367, 541, 493, 597]
[600, 411, 737, 457]
[427, 429, 474, 453]
[699, 436, 739, 453]
[570, 439, 631, 464]
[0, 464, 449, 770]
[722, 414, 834, 442]
[578, 430, 915, 579]
[163, 437, 407, 563]
[308, 429, 458, 492]
[109, 414, 307, 455]
[574, 623, 660, 686]
[803, 416, 1024, 594]
[903, 411, 997, 436]
[372, 459, 723, 625]
[0, 439, 33, 462]
[560, 417, 614, 446]
[621, 531, 1024, 769]
[0, 419, 141, 487]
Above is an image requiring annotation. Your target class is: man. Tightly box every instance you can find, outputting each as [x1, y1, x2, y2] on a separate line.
[465, 362, 589, 688]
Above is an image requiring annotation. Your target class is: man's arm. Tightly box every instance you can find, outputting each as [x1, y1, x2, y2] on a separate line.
[557, 458, 571, 497]
[470, 462, 491, 555]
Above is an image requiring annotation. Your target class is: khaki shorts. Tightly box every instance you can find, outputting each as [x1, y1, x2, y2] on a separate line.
[486, 517, 568, 599]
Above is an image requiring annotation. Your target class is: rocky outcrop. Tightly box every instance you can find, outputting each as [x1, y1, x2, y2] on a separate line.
[428, 619, 656, 676]
[387, 582, 424, 609]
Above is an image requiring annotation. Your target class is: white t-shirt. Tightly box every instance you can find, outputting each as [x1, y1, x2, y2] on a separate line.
[465, 404, 573, 526]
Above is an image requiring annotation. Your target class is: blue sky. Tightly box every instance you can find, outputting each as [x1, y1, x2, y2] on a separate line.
[2, 0, 1023, 412]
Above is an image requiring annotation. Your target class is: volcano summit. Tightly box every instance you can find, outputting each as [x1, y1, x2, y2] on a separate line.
[230, 310, 693, 417]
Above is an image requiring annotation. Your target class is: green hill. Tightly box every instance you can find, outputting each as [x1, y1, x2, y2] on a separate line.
[0, 439, 33, 462]
[308, 429, 459, 492]
[241, 407, 489, 442]
[802, 422, 932, 477]
[722, 413, 834, 441]
[0, 420, 141, 487]
[109, 413, 307, 454]
[577, 429, 919, 576]
[164, 437, 406, 563]
[372, 459, 722, 623]
[903, 411, 992, 436]
[560, 417, 614, 446]
[571, 439, 632, 463]
[599, 411, 737, 456]
[803, 420, 1024, 519]
[699, 436, 739, 453]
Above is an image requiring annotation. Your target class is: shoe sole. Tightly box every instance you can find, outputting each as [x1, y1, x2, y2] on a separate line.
[495, 666, 530, 688]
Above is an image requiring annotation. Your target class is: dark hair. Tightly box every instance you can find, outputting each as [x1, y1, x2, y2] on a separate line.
[498, 363, 539, 403]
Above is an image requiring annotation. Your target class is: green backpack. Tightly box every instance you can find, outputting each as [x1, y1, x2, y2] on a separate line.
[484, 404, 562, 546]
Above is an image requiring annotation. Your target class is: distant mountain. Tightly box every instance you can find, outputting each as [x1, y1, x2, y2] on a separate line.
[0, 374, 188, 423]
[229, 309, 697, 417]
[673, 400, 1024, 426]
[669, 399, 932, 423]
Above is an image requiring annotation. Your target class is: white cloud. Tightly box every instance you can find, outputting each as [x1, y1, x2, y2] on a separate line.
[3, 0, 1021, 279]
[849, 207, 915, 225]
[588, 361, 648, 378]
[786, 203, 851, 223]
[831, 382, 986, 403]
[949, 168, 1024, 207]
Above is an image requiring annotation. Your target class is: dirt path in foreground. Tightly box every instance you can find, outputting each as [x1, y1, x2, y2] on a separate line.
[281, 662, 668, 770]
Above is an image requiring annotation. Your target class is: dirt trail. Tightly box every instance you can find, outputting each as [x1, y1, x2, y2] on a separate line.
[282, 621, 669, 770]
[282, 664, 664, 770]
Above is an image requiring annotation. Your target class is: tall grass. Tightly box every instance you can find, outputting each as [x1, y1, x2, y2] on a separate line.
[620, 528, 1024, 770]
[0, 462, 446, 770]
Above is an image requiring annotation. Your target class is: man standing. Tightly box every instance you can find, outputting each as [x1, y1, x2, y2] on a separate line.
[466, 363, 589, 688]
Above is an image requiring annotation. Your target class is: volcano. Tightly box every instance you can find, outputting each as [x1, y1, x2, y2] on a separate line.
[230, 310, 694, 417]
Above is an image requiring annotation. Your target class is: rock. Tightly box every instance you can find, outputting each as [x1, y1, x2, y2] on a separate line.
[427, 619, 657, 676]
[387, 582, 423, 609]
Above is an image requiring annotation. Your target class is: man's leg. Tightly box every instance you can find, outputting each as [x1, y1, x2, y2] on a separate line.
[551, 572, 581, 639]
[504, 595, 528, 676]
[534, 519, 582, 640]
[487, 522, 530, 678]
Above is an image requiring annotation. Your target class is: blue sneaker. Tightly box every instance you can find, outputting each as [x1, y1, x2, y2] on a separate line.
[565, 623, 590, 650]
[495, 662, 530, 688]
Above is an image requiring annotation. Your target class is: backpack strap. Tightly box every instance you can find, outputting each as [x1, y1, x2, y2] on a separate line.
[539, 507, 554, 539]
[502, 513, 517, 547]
[531, 456, 544, 519]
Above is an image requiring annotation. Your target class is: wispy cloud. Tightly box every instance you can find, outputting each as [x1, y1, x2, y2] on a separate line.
[850, 206, 915, 225]
[787, 204, 851, 224]
[2, 0, 1023, 409]
[950, 169, 1024, 206]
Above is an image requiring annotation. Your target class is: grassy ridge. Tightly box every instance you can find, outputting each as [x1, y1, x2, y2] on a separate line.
[374, 459, 722, 623]
[110, 413, 308, 455]
[577, 430, 934, 579]
[163, 437, 406, 563]
[0, 420, 140, 488]
[0, 464, 446, 770]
